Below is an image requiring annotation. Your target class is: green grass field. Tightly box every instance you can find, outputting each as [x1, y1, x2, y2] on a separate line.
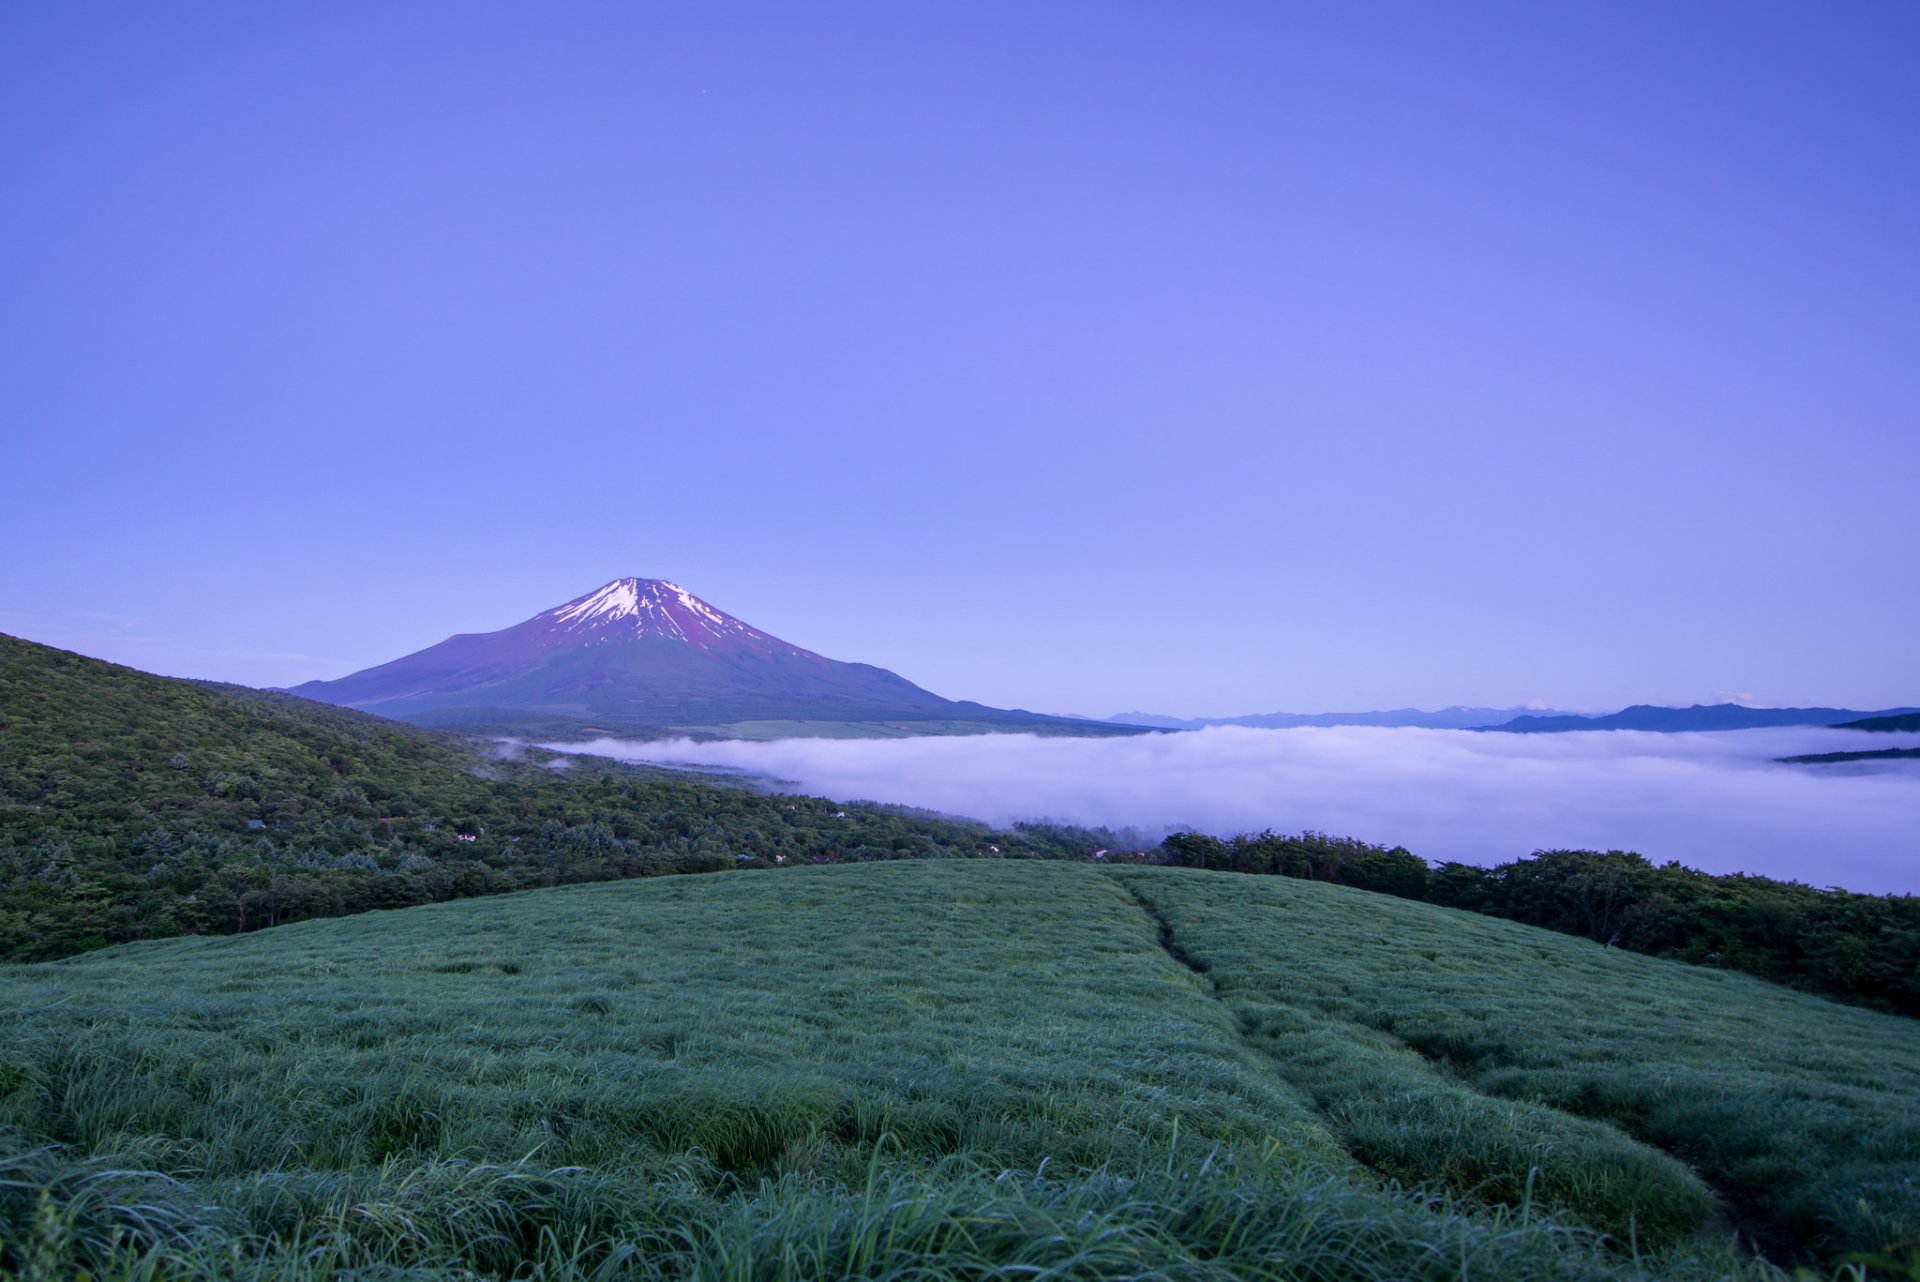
[1117, 870, 1920, 1261]
[3, 861, 1916, 1280]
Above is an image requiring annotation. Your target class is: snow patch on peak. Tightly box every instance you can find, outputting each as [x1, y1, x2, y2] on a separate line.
[542, 577, 768, 650]
[553, 579, 643, 625]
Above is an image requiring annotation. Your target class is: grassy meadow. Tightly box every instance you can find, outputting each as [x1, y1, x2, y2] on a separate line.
[2, 861, 1916, 1280]
[1118, 871, 1920, 1260]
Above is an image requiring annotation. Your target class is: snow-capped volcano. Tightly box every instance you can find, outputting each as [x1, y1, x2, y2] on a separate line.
[288, 577, 1086, 736]
[539, 578, 811, 656]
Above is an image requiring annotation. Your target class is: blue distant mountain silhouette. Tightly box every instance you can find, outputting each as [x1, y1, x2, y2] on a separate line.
[1484, 703, 1920, 733]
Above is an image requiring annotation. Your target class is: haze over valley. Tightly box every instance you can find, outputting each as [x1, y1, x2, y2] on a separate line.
[552, 723, 1920, 895]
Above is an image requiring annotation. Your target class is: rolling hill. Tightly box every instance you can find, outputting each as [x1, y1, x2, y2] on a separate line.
[3, 860, 1915, 1279]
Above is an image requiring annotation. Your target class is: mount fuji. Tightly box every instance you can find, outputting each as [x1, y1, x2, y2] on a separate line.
[288, 578, 1118, 738]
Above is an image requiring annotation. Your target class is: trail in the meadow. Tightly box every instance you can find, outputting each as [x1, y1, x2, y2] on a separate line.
[1110, 870, 1748, 1252]
[1114, 876, 1376, 1177]
[1109, 868, 1879, 1266]
[1125, 886, 1218, 993]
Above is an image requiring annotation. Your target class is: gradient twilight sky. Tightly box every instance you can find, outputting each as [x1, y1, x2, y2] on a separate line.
[3, 3, 1915, 718]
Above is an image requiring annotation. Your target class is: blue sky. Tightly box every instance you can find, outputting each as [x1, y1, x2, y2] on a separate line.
[3, 2, 1915, 718]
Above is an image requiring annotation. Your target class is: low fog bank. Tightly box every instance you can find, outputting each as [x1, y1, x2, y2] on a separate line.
[547, 726, 1920, 895]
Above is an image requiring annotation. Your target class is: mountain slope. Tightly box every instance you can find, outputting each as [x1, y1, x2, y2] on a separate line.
[289, 578, 1115, 736]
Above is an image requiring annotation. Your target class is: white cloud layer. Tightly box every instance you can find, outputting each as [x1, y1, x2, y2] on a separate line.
[547, 727, 1920, 894]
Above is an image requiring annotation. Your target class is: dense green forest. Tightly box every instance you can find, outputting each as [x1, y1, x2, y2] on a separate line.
[1158, 831, 1920, 1016]
[0, 635, 1111, 962]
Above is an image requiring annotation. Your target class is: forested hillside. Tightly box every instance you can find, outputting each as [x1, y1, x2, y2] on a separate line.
[0, 634, 1108, 960]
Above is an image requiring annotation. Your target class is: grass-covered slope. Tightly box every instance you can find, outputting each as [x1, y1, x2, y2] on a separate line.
[0, 633, 1112, 960]
[5, 861, 1916, 1280]
[1159, 833, 1920, 1016]
[1121, 870, 1920, 1262]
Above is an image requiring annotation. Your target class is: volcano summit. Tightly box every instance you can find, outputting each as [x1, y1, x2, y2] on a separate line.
[289, 578, 1112, 739]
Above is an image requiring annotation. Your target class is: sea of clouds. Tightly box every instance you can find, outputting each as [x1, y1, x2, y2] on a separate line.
[545, 726, 1920, 894]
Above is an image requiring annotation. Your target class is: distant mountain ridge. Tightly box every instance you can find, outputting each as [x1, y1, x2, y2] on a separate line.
[1106, 706, 1574, 731]
[1837, 712, 1920, 733]
[289, 578, 1123, 738]
[1105, 703, 1920, 734]
[1484, 704, 1920, 733]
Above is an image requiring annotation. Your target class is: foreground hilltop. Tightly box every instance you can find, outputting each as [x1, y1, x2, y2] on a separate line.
[289, 577, 1129, 739]
[3, 860, 1915, 1279]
